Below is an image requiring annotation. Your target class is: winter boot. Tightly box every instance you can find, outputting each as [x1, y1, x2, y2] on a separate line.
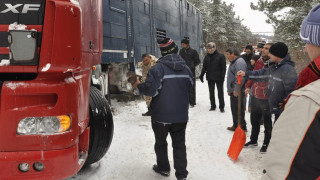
[227, 126, 236, 131]
[244, 141, 258, 148]
[209, 107, 216, 111]
[260, 144, 268, 154]
[142, 107, 152, 116]
[152, 164, 170, 177]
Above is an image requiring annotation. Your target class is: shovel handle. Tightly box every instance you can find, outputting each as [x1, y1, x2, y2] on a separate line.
[237, 75, 242, 85]
[237, 75, 242, 128]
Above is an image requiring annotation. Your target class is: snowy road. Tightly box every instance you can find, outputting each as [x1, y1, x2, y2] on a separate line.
[70, 79, 266, 180]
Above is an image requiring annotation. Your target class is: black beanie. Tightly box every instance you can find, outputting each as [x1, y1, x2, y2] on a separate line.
[257, 42, 265, 48]
[157, 38, 178, 56]
[181, 38, 189, 44]
[269, 42, 288, 58]
[245, 45, 253, 51]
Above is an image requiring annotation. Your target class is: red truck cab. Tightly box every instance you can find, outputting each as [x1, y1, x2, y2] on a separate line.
[0, 0, 113, 179]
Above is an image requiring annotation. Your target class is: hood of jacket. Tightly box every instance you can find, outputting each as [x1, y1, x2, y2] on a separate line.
[275, 54, 295, 68]
[158, 54, 186, 71]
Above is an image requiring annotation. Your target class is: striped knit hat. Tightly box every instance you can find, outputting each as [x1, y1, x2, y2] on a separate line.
[157, 38, 178, 56]
[300, 3, 320, 46]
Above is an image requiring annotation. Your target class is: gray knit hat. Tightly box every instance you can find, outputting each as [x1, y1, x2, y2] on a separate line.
[300, 3, 320, 46]
[206, 42, 216, 48]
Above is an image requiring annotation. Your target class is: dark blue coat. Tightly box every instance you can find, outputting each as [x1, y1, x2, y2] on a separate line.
[138, 54, 193, 123]
[246, 54, 298, 114]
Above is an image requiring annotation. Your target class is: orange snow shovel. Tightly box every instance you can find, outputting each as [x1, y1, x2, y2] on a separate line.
[227, 75, 246, 162]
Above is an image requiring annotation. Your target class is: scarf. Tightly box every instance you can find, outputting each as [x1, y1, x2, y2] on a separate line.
[282, 56, 320, 109]
[295, 56, 320, 90]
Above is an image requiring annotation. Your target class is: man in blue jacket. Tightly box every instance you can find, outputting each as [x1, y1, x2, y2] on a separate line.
[226, 48, 247, 131]
[238, 42, 298, 121]
[132, 38, 193, 180]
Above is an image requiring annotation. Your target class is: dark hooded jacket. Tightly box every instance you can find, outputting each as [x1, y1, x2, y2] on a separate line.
[138, 54, 193, 123]
[246, 54, 298, 114]
[179, 47, 200, 74]
[241, 53, 255, 71]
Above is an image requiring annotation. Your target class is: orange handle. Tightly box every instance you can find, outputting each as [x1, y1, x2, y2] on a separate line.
[237, 75, 242, 85]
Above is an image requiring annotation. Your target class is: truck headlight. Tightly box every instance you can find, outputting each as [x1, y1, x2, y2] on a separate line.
[17, 115, 71, 135]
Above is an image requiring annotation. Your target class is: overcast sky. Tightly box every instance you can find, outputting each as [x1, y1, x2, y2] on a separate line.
[222, 0, 274, 36]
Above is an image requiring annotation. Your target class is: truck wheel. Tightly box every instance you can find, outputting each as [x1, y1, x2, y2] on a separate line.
[84, 86, 114, 166]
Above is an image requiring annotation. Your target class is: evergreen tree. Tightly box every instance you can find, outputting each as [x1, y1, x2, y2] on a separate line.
[188, 0, 260, 51]
[251, 0, 319, 72]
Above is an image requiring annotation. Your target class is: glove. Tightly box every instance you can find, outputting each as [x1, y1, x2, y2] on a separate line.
[127, 73, 142, 85]
[199, 75, 204, 83]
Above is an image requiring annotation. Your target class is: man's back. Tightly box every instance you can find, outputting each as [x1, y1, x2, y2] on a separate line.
[138, 54, 193, 123]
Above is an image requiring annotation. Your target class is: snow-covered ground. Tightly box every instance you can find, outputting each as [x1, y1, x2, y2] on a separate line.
[70, 79, 267, 180]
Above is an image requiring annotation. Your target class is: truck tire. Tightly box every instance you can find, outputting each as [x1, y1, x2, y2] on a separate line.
[84, 86, 114, 166]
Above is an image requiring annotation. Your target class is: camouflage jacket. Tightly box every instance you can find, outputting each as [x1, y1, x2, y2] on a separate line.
[142, 55, 158, 82]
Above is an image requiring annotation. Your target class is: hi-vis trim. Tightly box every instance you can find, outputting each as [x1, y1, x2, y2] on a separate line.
[248, 75, 271, 79]
[0, 4, 40, 14]
[272, 77, 283, 82]
[152, 74, 193, 97]
[163, 74, 193, 83]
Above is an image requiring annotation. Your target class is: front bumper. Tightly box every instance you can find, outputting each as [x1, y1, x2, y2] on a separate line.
[0, 144, 80, 180]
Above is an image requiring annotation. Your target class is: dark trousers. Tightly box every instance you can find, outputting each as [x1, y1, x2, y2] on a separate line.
[151, 122, 188, 179]
[249, 97, 272, 145]
[230, 92, 246, 129]
[189, 78, 196, 105]
[274, 113, 281, 123]
[208, 80, 225, 110]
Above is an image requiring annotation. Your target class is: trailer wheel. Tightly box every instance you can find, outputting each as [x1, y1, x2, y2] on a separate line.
[84, 86, 114, 166]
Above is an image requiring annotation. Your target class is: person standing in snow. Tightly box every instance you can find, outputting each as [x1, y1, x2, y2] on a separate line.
[237, 42, 298, 122]
[226, 48, 247, 131]
[179, 38, 200, 107]
[243, 44, 273, 153]
[140, 54, 157, 116]
[199, 42, 226, 112]
[256, 41, 266, 56]
[249, 54, 260, 68]
[241, 44, 255, 112]
[241, 44, 255, 71]
[132, 38, 193, 180]
[262, 4, 320, 179]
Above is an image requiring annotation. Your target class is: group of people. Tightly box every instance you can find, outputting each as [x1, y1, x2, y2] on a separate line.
[228, 41, 298, 154]
[130, 3, 320, 180]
